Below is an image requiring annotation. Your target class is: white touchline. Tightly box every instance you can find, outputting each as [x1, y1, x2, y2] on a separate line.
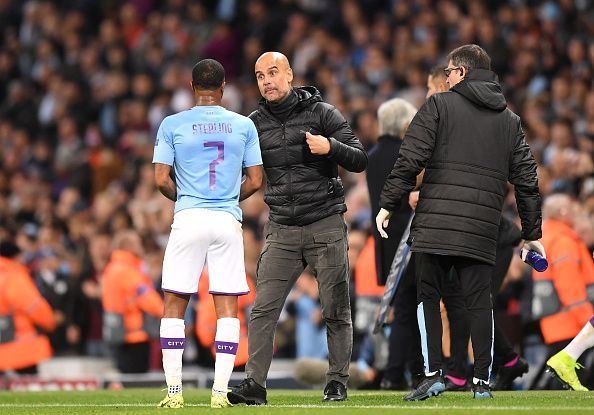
[1, 404, 594, 411]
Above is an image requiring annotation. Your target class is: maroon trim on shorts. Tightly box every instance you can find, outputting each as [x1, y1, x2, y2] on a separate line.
[209, 291, 250, 296]
[162, 288, 194, 296]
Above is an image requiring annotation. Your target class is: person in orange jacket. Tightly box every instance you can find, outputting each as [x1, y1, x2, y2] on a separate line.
[102, 230, 163, 373]
[353, 235, 385, 299]
[0, 241, 56, 373]
[534, 194, 594, 379]
[195, 271, 256, 368]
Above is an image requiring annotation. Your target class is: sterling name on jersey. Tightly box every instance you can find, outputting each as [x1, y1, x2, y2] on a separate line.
[152, 106, 262, 221]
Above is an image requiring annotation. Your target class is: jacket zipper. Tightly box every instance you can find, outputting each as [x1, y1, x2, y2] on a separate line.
[281, 123, 295, 216]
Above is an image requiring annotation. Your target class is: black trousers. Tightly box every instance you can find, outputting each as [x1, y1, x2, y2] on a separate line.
[384, 253, 425, 383]
[442, 245, 516, 379]
[115, 341, 151, 373]
[0, 364, 38, 376]
[416, 253, 493, 381]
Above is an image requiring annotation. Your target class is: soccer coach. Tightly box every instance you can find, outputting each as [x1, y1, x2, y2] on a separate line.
[376, 44, 544, 400]
[229, 52, 367, 405]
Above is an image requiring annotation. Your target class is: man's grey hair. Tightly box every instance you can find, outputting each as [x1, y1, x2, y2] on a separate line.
[542, 193, 572, 220]
[112, 230, 141, 251]
[377, 98, 417, 137]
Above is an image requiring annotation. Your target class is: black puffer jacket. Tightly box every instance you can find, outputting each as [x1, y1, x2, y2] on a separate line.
[250, 86, 368, 226]
[379, 69, 541, 265]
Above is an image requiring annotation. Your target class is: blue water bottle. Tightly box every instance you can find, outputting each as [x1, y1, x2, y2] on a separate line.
[521, 249, 548, 272]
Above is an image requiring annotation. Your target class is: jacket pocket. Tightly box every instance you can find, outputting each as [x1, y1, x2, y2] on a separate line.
[0, 315, 15, 344]
[531, 280, 562, 320]
[103, 311, 126, 345]
[256, 241, 271, 281]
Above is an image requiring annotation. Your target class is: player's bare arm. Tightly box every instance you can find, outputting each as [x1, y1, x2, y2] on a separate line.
[155, 163, 177, 201]
[239, 165, 263, 201]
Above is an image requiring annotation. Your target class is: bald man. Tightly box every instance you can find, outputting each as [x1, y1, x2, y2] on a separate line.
[229, 52, 367, 404]
[535, 194, 594, 390]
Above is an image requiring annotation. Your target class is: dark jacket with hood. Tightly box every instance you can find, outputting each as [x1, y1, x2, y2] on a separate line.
[250, 86, 368, 226]
[379, 69, 541, 265]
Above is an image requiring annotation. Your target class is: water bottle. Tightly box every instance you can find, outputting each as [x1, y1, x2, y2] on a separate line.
[521, 249, 548, 272]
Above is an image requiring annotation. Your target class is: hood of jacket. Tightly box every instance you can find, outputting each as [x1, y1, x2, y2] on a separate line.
[452, 69, 507, 111]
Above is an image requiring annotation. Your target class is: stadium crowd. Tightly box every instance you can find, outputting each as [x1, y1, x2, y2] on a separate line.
[0, 0, 593, 389]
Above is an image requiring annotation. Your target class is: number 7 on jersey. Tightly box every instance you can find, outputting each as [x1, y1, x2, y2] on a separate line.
[204, 141, 225, 190]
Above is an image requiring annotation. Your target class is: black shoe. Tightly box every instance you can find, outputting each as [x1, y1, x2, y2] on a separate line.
[380, 377, 408, 390]
[411, 372, 424, 390]
[473, 380, 494, 399]
[491, 357, 529, 391]
[404, 373, 446, 401]
[323, 380, 347, 401]
[228, 378, 267, 405]
[444, 376, 470, 391]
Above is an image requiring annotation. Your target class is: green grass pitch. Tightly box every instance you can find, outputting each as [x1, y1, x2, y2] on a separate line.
[1, 389, 594, 414]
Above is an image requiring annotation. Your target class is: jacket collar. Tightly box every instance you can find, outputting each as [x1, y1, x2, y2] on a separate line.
[110, 250, 142, 268]
[0, 256, 28, 275]
[543, 219, 579, 240]
[464, 68, 499, 83]
[0, 256, 16, 268]
[258, 86, 322, 113]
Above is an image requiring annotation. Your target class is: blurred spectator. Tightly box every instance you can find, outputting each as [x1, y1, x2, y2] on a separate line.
[33, 222, 82, 355]
[0, 240, 56, 374]
[352, 233, 384, 337]
[79, 231, 111, 357]
[533, 195, 594, 362]
[102, 230, 163, 373]
[287, 270, 328, 360]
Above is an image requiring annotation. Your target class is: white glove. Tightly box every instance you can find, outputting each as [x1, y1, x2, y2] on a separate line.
[375, 208, 393, 239]
[522, 240, 546, 259]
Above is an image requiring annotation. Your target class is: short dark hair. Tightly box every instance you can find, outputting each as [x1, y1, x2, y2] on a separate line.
[191, 59, 225, 91]
[429, 64, 447, 81]
[447, 44, 491, 70]
[0, 241, 20, 258]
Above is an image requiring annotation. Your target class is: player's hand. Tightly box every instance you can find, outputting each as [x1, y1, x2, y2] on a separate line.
[305, 132, 331, 155]
[522, 240, 546, 259]
[409, 191, 420, 210]
[376, 208, 392, 239]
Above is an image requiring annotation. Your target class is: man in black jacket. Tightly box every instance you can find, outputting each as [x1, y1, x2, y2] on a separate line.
[376, 44, 544, 400]
[367, 98, 418, 286]
[366, 98, 424, 390]
[229, 52, 367, 405]
[416, 66, 530, 392]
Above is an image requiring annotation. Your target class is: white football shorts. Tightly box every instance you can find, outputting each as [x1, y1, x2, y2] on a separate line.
[161, 208, 249, 296]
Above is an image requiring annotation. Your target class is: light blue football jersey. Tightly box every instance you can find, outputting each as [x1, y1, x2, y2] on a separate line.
[152, 106, 262, 221]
